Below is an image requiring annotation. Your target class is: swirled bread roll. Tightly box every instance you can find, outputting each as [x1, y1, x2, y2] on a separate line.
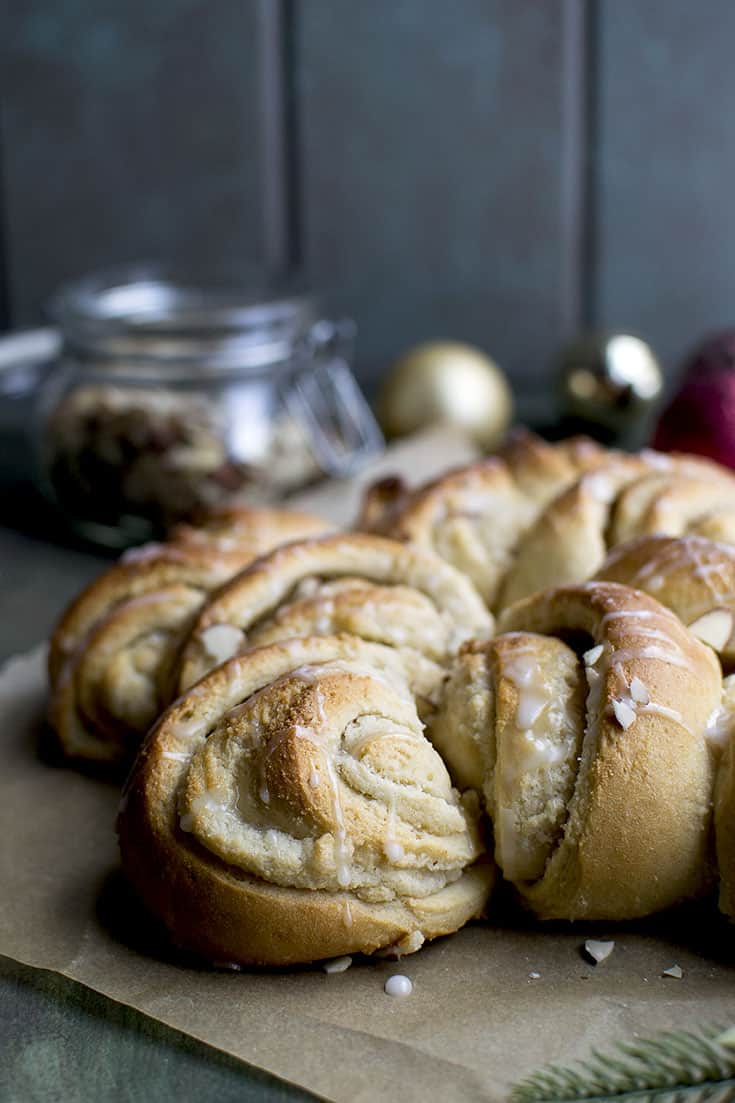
[118, 635, 494, 965]
[175, 533, 493, 701]
[498, 452, 735, 612]
[596, 534, 735, 666]
[49, 507, 331, 765]
[430, 582, 721, 920]
[362, 432, 605, 609]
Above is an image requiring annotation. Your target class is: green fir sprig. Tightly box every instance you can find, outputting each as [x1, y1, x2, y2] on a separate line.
[510, 1024, 735, 1103]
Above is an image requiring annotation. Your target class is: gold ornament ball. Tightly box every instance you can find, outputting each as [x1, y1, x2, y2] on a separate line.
[377, 340, 513, 450]
[560, 332, 663, 433]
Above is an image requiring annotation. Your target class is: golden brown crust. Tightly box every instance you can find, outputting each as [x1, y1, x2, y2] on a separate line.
[371, 432, 610, 609]
[595, 534, 735, 666]
[49, 546, 231, 688]
[498, 453, 735, 612]
[169, 503, 331, 554]
[175, 533, 493, 695]
[497, 457, 651, 611]
[354, 476, 412, 537]
[118, 635, 495, 965]
[496, 429, 607, 507]
[439, 582, 722, 920]
[49, 506, 333, 765]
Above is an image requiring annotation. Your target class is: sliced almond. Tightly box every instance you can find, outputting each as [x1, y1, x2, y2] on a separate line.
[612, 698, 636, 730]
[629, 676, 650, 705]
[687, 608, 734, 651]
[583, 644, 604, 666]
[200, 623, 246, 665]
[322, 955, 353, 974]
[584, 939, 615, 964]
[662, 963, 683, 979]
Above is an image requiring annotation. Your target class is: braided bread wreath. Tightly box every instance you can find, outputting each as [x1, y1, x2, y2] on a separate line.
[47, 432, 735, 963]
[119, 581, 732, 963]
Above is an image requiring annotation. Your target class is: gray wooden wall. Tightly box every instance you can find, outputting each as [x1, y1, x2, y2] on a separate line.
[2, 0, 735, 395]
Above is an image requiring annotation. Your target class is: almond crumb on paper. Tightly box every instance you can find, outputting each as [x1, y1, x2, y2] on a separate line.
[528, 971, 540, 980]
[662, 964, 683, 979]
[322, 956, 352, 974]
[584, 939, 615, 964]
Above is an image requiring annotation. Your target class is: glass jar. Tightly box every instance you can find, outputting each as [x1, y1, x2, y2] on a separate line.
[36, 267, 382, 548]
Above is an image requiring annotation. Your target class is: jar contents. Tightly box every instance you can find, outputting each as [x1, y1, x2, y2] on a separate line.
[37, 268, 380, 547]
[46, 383, 322, 532]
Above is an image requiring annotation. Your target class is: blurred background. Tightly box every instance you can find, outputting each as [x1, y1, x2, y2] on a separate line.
[5, 0, 734, 394]
[3, 0, 735, 545]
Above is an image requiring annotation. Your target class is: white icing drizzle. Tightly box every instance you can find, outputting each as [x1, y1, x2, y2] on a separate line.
[161, 750, 189, 763]
[189, 791, 231, 819]
[500, 647, 568, 784]
[594, 606, 693, 734]
[322, 753, 352, 887]
[583, 471, 616, 504]
[322, 955, 352, 974]
[516, 690, 548, 729]
[170, 714, 209, 742]
[705, 704, 734, 749]
[384, 798, 404, 863]
[606, 644, 688, 670]
[639, 702, 689, 733]
[627, 535, 735, 606]
[384, 974, 413, 997]
[343, 899, 353, 928]
[601, 608, 657, 622]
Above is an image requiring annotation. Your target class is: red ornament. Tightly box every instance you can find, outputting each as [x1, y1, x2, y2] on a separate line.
[652, 330, 735, 469]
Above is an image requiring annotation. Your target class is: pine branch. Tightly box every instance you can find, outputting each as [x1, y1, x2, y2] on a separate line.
[510, 1024, 735, 1103]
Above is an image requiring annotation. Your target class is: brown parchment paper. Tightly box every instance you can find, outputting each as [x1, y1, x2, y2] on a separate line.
[1, 430, 735, 1103]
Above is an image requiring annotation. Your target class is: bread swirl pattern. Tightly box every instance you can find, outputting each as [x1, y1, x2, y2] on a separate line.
[499, 455, 735, 611]
[175, 533, 493, 701]
[430, 582, 721, 919]
[596, 534, 735, 665]
[363, 430, 735, 613]
[369, 433, 605, 609]
[49, 507, 331, 764]
[118, 635, 493, 965]
[169, 503, 330, 554]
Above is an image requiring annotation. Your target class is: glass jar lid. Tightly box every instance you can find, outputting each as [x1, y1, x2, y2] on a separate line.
[48, 265, 322, 374]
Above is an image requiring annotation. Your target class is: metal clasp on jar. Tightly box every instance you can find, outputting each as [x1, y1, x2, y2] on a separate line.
[283, 319, 384, 477]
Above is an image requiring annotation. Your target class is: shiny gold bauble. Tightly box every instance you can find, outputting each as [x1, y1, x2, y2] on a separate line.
[560, 332, 663, 435]
[377, 340, 513, 450]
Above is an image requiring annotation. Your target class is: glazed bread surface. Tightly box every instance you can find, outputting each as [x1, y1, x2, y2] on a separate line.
[118, 635, 494, 965]
[49, 506, 331, 764]
[595, 534, 735, 666]
[175, 533, 493, 699]
[431, 582, 722, 920]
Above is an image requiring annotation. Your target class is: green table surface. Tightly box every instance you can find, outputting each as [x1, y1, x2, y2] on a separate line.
[0, 525, 317, 1103]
